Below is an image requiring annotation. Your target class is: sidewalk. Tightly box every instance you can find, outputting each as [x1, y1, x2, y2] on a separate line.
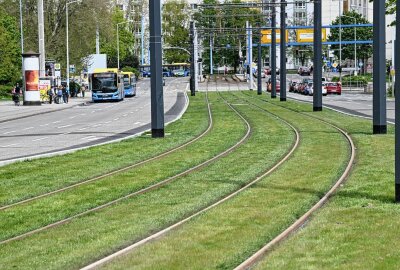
[0, 92, 92, 123]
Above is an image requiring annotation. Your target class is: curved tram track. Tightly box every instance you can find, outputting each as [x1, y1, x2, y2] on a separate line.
[233, 92, 356, 270]
[0, 86, 253, 245]
[79, 75, 301, 270]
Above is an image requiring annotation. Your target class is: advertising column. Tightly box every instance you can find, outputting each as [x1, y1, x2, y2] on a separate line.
[22, 52, 41, 106]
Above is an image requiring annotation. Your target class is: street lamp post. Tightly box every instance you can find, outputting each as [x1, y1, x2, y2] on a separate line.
[66, 0, 80, 94]
[117, 20, 133, 70]
[19, 0, 24, 91]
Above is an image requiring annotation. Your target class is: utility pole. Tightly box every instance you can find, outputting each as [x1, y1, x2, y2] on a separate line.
[280, 0, 286, 102]
[38, 0, 45, 77]
[395, 0, 400, 202]
[271, 0, 276, 98]
[373, 0, 387, 134]
[194, 23, 199, 92]
[149, 0, 165, 138]
[210, 36, 213, 75]
[190, 21, 195, 96]
[313, 0, 322, 111]
[257, 29, 262, 95]
[249, 23, 253, 91]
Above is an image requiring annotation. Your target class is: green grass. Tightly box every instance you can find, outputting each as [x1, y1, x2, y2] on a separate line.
[0, 92, 295, 270]
[0, 93, 248, 241]
[252, 98, 399, 270]
[0, 94, 210, 206]
[95, 91, 350, 270]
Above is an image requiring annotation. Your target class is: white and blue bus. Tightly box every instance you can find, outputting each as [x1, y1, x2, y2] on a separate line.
[122, 72, 137, 97]
[90, 68, 125, 102]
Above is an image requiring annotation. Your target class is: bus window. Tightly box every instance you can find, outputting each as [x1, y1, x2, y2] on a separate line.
[91, 73, 117, 92]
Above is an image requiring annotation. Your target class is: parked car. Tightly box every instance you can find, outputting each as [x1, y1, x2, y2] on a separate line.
[264, 67, 280, 75]
[297, 78, 313, 94]
[325, 82, 342, 95]
[266, 78, 281, 92]
[305, 83, 328, 96]
[289, 80, 301, 92]
[172, 69, 185, 77]
[298, 66, 311, 76]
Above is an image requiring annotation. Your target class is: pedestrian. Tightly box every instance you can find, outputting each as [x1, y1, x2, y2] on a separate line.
[62, 86, 68, 104]
[81, 85, 86, 98]
[57, 86, 63, 104]
[47, 87, 54, 104]
[14, 83, 21, 95]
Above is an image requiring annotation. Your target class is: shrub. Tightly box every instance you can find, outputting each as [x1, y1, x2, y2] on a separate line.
[0, 84, 13, 100]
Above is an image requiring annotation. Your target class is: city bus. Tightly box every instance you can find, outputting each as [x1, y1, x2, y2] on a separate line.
[90, 68, 125, 102]
[122, 72, 137, 97]
[139, 63, 190, 77]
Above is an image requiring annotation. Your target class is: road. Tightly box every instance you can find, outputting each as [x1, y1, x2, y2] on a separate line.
[0, 77, 188, 164]
[198, 73, 395, 123]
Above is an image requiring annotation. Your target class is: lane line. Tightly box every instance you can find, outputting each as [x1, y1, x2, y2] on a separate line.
[32, 137, 49, 142]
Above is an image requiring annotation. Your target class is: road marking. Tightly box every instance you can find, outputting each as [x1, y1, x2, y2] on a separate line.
[134, 122, 141, 125]
[57, 124, 74, 129]
[0, 143, 19, 148]
[78, 127, 88, 131]
[82, 135, 96, 140]
[32, 137, 49, 142]
[91, 124, 102, 128]
[23, 127, 34, 131]
[122, 114, 127, 117]
[104, 121, 111, 124]
[52, 121, 61, 124]
[40, 123, 49, 127]
[87, 137, 99, 141]
[114, 118, 119, 121]
[3, 131, 16, 135]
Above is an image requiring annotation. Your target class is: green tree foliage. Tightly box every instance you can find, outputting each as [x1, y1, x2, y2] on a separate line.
[328, 11, 373, 65]
[195, 0, 264, 73]
[0, 7, 21, 85]
[162, 0, 190, 63]
[0, 0, 136, 77]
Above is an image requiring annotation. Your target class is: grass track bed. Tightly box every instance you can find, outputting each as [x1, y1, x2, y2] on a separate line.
[0, 92, 294, 269]
[0, 95, 209, 207]
[0, 94, 247, 242]
[93, 91, 350, 270]
[252, 97, 400, 269]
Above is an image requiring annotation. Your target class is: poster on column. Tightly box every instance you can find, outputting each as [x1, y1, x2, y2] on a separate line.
[25, 70, 39, 91]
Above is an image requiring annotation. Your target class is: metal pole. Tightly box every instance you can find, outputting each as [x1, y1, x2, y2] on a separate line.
[339, 0, 342, 82]
[141, 17, 144, 65]
[280, 0, 286, 102]
[210, 36, 213, 75]
[354, 19, 357, 76]
[246, 21, 249, 86]
[38, 0, 45, 77]
[117, 24, 120, 70]
[313, 0, 322, 111]
[96, 26, 100, 54]
[373, 0, 387, 134]
[271, 0, 276, 98]
[19, 0, 24, 94]
[194, 23, 199, 92]
[249, 24, 253, 90]
[257, 30, 262, 95]
[395, 0, 400, 202]
[149, 0, 164, 138]
[190, 21, 195, 96]
[66, 3, 70, 93]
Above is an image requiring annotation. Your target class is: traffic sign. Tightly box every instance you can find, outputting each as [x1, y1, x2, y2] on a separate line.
[261, 30, 289, 44]
[332, 62, 338, 68]
[358, 62, 364, 67]
[296, 29, 327, 43]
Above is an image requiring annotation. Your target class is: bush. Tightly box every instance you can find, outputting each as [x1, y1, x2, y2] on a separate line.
[331, 75, 368, 86]
[122, 66, 140, 78]
[0, 84, 13, 100]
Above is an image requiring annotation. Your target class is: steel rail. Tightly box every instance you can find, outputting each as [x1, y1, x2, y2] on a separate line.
[0, 86, 251, 245]
[79, 76, 300, 270]
[0, 88, 205, 211]
[234, 94, 356, 270]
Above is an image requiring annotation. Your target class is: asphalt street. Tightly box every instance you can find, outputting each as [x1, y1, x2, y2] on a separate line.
[198, 73, 395, 123]
[0, 77, 189, 163]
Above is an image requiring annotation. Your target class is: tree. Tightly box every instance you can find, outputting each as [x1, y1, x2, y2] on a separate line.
[0, 7, 21, 85]
[162, 0, 190, 63]
[195, 0, 264, 73]
[328, 11, 373, 71]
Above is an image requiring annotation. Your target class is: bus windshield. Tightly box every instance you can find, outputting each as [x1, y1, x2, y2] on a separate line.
[123, 75, 130, 87]
[92, 73, 117, 93]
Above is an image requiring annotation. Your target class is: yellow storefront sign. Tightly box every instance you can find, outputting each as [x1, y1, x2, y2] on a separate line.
[261, 30, 289, 44]
[296, 29, 327, 43]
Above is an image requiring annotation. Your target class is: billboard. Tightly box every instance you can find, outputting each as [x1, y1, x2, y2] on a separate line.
[261, 30, 289, 44]
[296, 29, 327, 43]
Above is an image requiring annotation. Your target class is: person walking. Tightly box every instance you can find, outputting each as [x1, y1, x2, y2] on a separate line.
[47, 87, 54, 104]
[80, 85, 86, 98]
[57, 86, 63, 104]
[62, 86, 68, 104]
